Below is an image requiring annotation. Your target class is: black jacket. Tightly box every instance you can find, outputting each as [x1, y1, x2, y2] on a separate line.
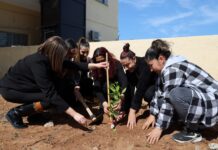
[126, 57, 157, 110]
[0, 52, 88, 112]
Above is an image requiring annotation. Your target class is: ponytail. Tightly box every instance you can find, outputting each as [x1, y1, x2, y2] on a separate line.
[120, 43, 135, 59]
[77, 37, 90, 48]
[145, 39, 171, 61]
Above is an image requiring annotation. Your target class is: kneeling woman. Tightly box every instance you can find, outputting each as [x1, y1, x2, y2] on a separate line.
[143, 39, 218, 144]
[92, 47, 127, 118]
[0, 36, 107, 129]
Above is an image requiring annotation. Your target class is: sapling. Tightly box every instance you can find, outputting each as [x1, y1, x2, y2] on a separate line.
[109, 82, 126, 129]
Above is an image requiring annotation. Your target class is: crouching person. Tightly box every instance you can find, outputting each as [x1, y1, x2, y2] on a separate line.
[143, 39, 218, 144]
[0, 36, 107, 129]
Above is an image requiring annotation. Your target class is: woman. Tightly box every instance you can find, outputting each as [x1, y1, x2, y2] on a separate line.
[92, 47, 127, 117]
[77, 37, 93, 100]
[143, 39, 218, 144]
[120, 43, 157, 129]
[64, 38, 89, 109]
[0, 36, 107, 129]
[65, 38, 80, 62]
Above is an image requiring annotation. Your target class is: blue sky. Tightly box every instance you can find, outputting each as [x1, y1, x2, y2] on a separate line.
[119, 0, 218, 40]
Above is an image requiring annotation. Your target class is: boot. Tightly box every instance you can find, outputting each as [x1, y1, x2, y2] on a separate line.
[6, 103, 40, 129]
[6, 107, 27, 128]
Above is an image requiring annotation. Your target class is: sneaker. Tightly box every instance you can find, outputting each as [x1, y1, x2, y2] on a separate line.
[172, 131, 202, 143]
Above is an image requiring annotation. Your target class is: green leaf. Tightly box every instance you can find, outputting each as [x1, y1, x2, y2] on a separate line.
[110, 86, 116, 92]
[121, 88, 126, 94]
[115, 85, 120, 92]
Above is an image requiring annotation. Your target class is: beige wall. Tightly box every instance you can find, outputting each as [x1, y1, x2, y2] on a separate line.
[0, 0, 40, 11]
[86, 0, 118, 41]
[0, 1, 41, 45]
[0, 46, 37, 78]
[89, 35, 218, 79]
[0, 35, 218, 80]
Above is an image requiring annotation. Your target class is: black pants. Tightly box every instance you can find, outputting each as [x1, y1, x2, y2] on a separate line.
[0, 77, 77, 109]
[0, 88, 50, 108]
[121, 85, 155, 112]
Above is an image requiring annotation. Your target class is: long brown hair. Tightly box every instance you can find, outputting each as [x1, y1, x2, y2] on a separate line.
[77, 37, 90, 62]
[92, 47, 117, 80]
[65, 38, 80, 62]
[38, 36, 68, 76]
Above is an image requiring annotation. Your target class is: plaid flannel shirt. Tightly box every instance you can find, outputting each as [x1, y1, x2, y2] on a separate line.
[150, 56, 218, 129]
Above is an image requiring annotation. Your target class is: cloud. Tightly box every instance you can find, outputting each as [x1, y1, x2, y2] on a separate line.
[119, 0, 165, 9]
[196, 5, 218, 25]
[146, 12, 193, 27]
[176, 0, 195, 9]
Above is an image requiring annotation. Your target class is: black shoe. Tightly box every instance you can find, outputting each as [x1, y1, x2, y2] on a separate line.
[6, 108, 27, 129]
[172, 130, 202, 143]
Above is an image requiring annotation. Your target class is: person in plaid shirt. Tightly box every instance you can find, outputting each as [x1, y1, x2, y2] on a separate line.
[143, 39, 218, 144]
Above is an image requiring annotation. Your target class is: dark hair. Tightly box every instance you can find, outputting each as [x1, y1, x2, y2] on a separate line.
[65, 38, 77, 49]
[145, 39, 171, 62]
[151, 39, 170, 51]
[120, 43, 135, 59]
[92, 47, 116, 79]
[65, 38, 80, 62]
[77, 37, 90, 48]
[38, 36, 67, 76]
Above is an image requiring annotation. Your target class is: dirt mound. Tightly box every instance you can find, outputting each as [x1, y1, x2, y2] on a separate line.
[0, 96, 218, 150]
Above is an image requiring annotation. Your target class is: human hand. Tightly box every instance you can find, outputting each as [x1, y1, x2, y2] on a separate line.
[88, 62, 108, 70]
[142, 114, 155, 130]
[96, 62, 108, 69]
[114, 94, 124, 111]
[115, 111, 126, 122]
[113, 100, 122, 111]
[73, 112, 87, 126]
[102, 101, 109, 114]
[127, 108, 136, 129]
[146, 127, 162, 144]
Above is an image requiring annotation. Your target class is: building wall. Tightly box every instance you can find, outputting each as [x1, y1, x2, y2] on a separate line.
[0, 0, 40, 45]
[86, 0, 118, 41]
[0, 0, 119, 43]
[0, 46, 37, 78]
[0, 35, 218, 79]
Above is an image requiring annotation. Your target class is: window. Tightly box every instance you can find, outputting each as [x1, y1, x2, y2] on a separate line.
[96, 0, 108, 5]
[0, 31, 28, 47]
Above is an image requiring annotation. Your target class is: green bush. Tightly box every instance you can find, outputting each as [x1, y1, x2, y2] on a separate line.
[109, 82, 126, 120]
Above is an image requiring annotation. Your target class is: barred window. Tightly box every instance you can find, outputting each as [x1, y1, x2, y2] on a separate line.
[96, 0, 108, 5]
[0, 31, 28, 47]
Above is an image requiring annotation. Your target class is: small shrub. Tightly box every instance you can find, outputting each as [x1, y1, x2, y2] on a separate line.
[109, 82, 126, 128]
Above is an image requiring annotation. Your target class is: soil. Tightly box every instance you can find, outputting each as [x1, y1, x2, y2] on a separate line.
[0, 96, 218, 150]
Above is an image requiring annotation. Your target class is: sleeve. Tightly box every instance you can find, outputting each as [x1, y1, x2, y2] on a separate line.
[63, 60, 89, 71]
[149, 90, 160, 116]
[116, 62, 128, 91]
[154, 67, 186, 129]
[93, 80, 106, 104]
[155, 100, 174, 129]
[30, 60, 69, 112]
[131, 67, 154, 110]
